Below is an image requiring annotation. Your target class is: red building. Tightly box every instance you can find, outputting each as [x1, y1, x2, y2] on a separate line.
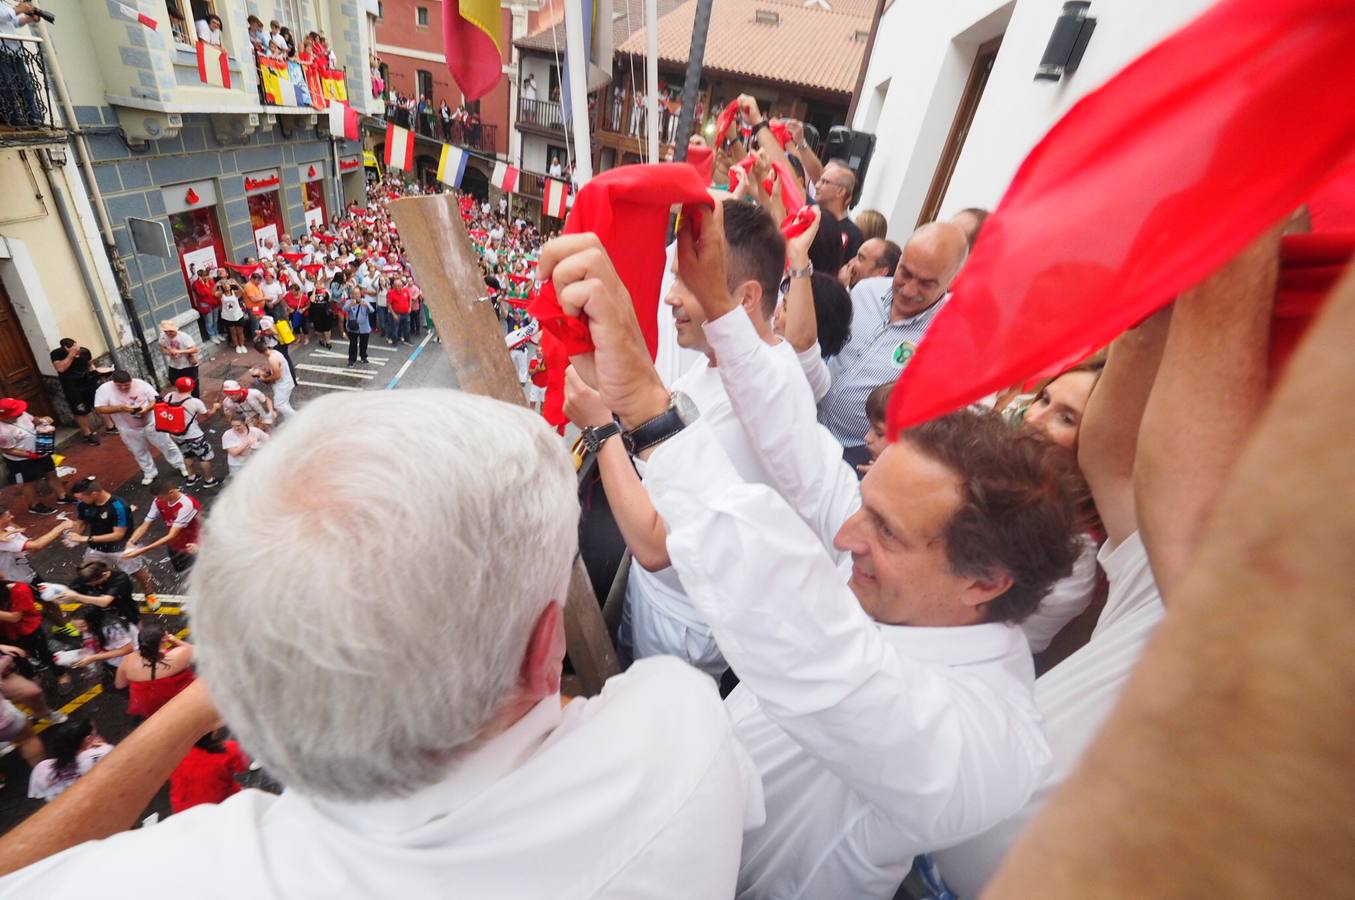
[374, 0, 554, 159]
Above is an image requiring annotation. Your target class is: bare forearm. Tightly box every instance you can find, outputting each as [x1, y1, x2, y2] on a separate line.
[597, 440, 670, 571]
[781, 273, 817, 352]
[1076, 307, 1171, 547]
[1135, 231, 1278, 594]
[0, 680, 217, 875]
[985, 260, 1355, 900]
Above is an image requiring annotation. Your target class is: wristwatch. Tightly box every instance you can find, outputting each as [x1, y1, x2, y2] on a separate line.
[621, 392, 700, 456]
[581, 421, 621, 454]
[786, 261, 814, 280]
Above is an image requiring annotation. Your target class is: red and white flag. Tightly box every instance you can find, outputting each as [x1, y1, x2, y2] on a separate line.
[328, 102, 360, 141]
[384, 123, 414, 171]
[196, 41, 230, 89]
[114, 2, 158, 30]
[543, 177, 569, 218]
[491, 161, 519, 194]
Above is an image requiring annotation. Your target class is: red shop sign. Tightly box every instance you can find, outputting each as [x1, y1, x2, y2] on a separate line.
[339, 158, 361, 172]
[244, 174, 280, 191]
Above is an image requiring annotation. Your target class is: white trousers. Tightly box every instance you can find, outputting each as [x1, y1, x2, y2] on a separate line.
[119, 423, 185, 479]
[272, 381, 296, 418]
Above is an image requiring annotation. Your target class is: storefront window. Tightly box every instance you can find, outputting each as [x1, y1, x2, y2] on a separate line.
[170, 206, 227, 293]
[303, 180, 328, 231]
[247, 190, 285, 256]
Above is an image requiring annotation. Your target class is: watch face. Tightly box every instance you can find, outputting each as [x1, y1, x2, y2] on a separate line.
[673, 392, 700, 425]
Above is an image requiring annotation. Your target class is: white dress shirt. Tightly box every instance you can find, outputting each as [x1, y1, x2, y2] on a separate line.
[930, 531, 1165, 897]
[625, 338, 801, 677]
[2, 658, 763, 899]
[1019, 533, 1100, 654]
[644, 307, 1051, 899]
[646, 416, 1052, 900]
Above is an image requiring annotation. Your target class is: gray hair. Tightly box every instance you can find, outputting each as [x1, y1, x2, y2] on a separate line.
[189, 389, 579, 799]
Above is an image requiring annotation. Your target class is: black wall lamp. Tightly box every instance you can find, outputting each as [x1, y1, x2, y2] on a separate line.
[1035, 1, 1097, 81]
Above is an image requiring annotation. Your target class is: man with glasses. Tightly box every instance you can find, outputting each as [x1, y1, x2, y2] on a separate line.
[816, 161, 865, 262]
[817, 221, 969, 468]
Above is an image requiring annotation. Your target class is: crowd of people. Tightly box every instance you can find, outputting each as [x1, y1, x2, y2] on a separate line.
[0, 79, 1347, 899]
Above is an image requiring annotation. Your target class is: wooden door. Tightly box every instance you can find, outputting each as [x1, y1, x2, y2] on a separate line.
[918, 35, 1003, 227]
[0, 280, 54, 417]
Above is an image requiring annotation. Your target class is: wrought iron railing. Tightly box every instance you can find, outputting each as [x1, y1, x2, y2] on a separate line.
[0, 35, 56, 132]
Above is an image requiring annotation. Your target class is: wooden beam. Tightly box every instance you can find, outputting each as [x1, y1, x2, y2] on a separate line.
[387, 194, 621, 696]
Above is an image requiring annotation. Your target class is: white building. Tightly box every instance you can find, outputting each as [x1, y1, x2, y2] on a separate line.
[850, 0, 1215, 239]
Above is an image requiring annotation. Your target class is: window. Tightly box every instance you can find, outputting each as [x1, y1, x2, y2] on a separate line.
[416, 6, 429, 26]
[416, 70, 434, 101]
[918, 36, 1002, 226]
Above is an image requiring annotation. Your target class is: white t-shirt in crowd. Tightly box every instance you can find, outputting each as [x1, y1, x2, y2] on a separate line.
[28, 743, 114, 802]
[0, 530, 36, 582]
[930, 531, 1165, 897]
[163, 392, 210, 440]
[159, 331, 199, 368]
[260, 280, 285, 306]
[0, 413, 40, 460]
[221, 426, 269, 468]
[4, 659, 763, 899]
[220, 293, 245, 322]
[93, 380, 158, 432]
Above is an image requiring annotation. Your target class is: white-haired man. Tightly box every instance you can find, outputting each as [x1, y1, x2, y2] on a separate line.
[0, 390, 760, 897]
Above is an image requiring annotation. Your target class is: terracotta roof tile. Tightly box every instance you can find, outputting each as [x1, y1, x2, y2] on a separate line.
[615, 0, 872, 95]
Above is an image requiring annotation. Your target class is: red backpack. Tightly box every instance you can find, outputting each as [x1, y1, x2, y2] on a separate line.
[153, 397, 190, 435]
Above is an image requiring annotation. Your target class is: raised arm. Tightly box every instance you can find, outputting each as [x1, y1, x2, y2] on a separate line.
[1075, 308, 1171, 548]
[780, 207, 822, 353]
[563, 366, 671, 572]
[985, 238, 1355, 900]
[1134, 226, 1279, 594]
[678, 203, 860, 554]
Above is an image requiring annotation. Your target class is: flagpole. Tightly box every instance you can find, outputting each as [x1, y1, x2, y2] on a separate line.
[563, 0, 593, 183]
[331, 133, 344, 215]
[644, 0, 660, 162]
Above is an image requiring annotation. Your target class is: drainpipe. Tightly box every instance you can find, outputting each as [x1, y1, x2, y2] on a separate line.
[35, 19, 157, 377]
[37, 151, 122, 368]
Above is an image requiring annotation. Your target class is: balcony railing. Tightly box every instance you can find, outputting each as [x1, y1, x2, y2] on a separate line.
[0, 36, 57, 134]
[383, 102, 498, 154]
[254, 52, 348, 111]
[517, 171, 545, 199]
[518, 97, 564, 132]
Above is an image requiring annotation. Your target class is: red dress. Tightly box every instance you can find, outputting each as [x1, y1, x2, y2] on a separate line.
[170, 741, 249, 813]
[127, 667, 196, 718]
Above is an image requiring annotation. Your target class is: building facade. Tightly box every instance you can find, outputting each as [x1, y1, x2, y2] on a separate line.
[374, 0, 552, 165]
[850, 0, 1215, 238]
[511, 0, 865, 219]
[0, 0, 386, 420]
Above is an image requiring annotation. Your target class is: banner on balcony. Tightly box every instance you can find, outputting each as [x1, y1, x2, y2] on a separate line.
[384, 124, 414, 171]
[437, 144, 469, 188]
[305, 63, 327, 110]
[288, 60, 312, 107]
[259, 58, 285, 105]
[196, 41, 231, 89]
[543, 178, 569, 219]
[491, 162, 519, 194]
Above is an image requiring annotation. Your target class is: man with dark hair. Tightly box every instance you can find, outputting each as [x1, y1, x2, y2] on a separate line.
[49, 338, 107, 445]
[124, 478, 201, 575]
[541, 202, 1083, 899]
[94, 370, 188, 486]
[558, 199, 797, 679]
[839, 237, 903, 289]
[66, 477, 156, 602]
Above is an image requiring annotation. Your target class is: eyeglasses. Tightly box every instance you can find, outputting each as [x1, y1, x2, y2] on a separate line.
[817, 177, 850, 191]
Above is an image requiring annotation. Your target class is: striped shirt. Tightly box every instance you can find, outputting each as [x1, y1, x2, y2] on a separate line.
[817, 276, 948, 447]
